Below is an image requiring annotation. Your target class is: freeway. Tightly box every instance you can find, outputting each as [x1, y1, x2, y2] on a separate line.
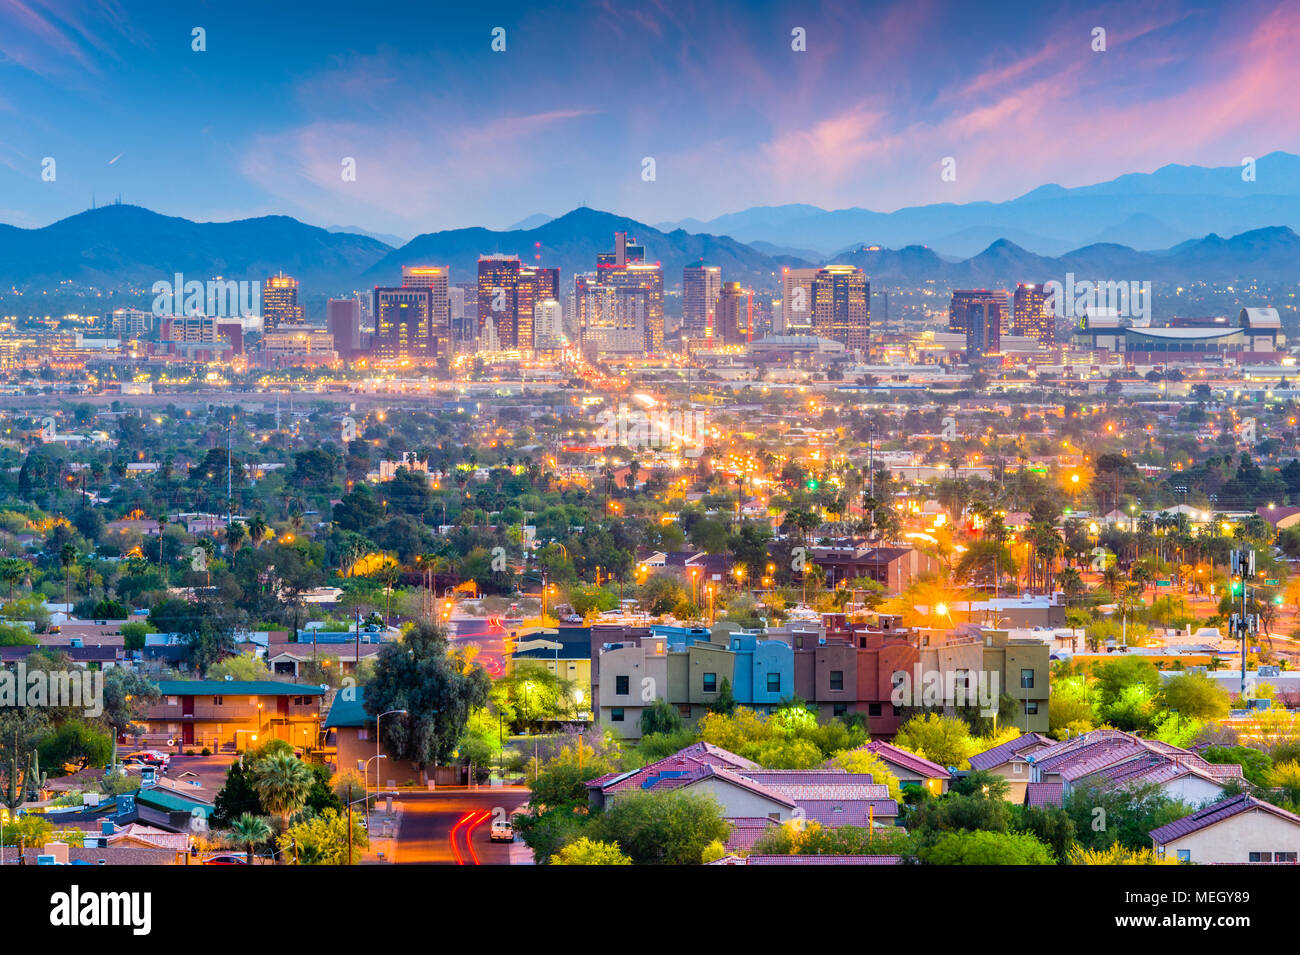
[392, 788, 532, 865]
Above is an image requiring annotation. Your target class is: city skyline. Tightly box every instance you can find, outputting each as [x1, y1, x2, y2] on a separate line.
[2, 0, 1297, 237]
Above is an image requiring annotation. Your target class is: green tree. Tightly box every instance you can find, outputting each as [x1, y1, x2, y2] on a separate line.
[551, 837, 632, 865]
[586, 790, 730, 865]
[1159, 671, 1231, 721]
[227, 813, 272, 865]
[893, 713, 977, 768]
[212, 758, 265, 828]
[279, 808, 368, 864]
[920, 829, 1054, 865]
[365, 620, 491, 771]
[639, 699, 683, 738]
[249, 753, 314, 834]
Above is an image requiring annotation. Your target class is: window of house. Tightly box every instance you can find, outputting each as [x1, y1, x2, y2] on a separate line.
[767, 673, 781, 693]
[833, 702, 847, 717]
[1276, 852, 1298, 863]
[829, 670, 844, 691]
[611, 708, 625, 722]
[166, 696, 178, 706]
[867, 702, 882, 717]
[212, 696, 223, 706]
[678, 705, 691, 717]
[1013, 763, 1023, 774]
[357, 728, 370, 741]
[1025, 701, 1039, 715]
[1021, 668, 1035, 689]
[1177, 849, 1191, 862]
[615, 675, 629, 696]
[703, 673, 717, 692]
[1249, 851, 1273, 863]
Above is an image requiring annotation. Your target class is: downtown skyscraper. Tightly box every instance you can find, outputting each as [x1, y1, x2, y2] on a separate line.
[810, 265, 870, 355]
[683, 263, 721, 342]
[263, 272, 304, 329]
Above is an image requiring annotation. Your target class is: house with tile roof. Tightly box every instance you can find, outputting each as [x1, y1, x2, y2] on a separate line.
[1150, 794, 1300, 864]
[849, 740, 952, 795]
[1022, 729, 1242, 807]
[587, 744, 899, 828]
[967, 732, 1059, 802]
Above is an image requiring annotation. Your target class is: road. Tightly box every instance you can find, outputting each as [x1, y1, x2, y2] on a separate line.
[392, 788, 532, 865]
[451, 616, 513, 678]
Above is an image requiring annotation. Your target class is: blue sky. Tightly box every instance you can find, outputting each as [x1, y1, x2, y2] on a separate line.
[0, 0, 1296, 237]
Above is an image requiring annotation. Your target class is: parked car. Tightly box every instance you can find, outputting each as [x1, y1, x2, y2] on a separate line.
[490, 819, 515, 843]
[202, 854, 248, 865]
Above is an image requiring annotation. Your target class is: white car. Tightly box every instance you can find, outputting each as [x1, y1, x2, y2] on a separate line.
[490, 820, 515, 843]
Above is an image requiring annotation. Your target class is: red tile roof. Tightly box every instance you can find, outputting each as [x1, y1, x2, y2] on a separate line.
[1026, 782, 1064, 807]
[1150, 794, 1300, 845]
[744, 854, 901, 865]
[854, 740, 952, 779]
[968, 732, 1055, 771]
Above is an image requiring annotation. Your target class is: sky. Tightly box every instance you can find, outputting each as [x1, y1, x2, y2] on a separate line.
[0, 0, 1297, 238]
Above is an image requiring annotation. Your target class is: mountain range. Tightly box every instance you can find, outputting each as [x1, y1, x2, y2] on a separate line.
[655, 152, 1300, 258]
[3, 163, 1300, 299]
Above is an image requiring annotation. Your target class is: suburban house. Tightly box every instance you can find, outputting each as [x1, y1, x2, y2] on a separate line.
[586, 743, 899, 829]
[850, 740, 952, 795]
[968, 732, 1056, 802]
[1020, 730, 1243, 806]
[322, 685, 424, 786]
[141, 679, 327, 751]
[510, 627, 593, 707]
[1150, 794, 1300, 864]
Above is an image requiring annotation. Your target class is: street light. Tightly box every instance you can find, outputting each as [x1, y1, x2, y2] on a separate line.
[375, 709, 407, 793]
[361, 754, 386, 833]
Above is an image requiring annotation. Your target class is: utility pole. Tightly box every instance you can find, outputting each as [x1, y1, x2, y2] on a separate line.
[1231, 545, 1257, 700]
[226, 420, 233, 528]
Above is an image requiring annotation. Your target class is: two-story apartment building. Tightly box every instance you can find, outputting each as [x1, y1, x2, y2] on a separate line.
[142, 680, 327, 752]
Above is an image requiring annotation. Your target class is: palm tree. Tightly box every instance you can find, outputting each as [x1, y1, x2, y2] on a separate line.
[59, 541, 78, 609]
[248, 515, 268, 547]
[0, 557, 30, 602]
[226, 521, 247, 555]
[249, 754, 313, 843]
[228, 812, 271, 865]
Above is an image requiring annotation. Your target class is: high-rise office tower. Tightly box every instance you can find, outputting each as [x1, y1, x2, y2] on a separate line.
[372, 287, 434, 363]
[1012, 283, 1054, 346]
[534, 298, 564, 353]
[477, 255, 522, 349]
[683, 264, 722, 342]
[475, 256, 559, 351]
[263, 272, 304, 329]
[109, 308, 153, 339]
[965, 300, 1002, 358]
[811, 265, 870, 354]
[715, 282, 754, 345]
[402, 266, 451, 357]
[949, 290, 1009, 335]
[781, 267, 820, 334]
[596, 233, 663, 353]
[580, 284, 647, 355]
[326, 298, 361, 360]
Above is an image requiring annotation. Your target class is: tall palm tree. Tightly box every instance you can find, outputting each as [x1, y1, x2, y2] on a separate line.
[59, 541, 78, 609]
[228, 812, 272, 865]
[249, 753, 313, 838]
